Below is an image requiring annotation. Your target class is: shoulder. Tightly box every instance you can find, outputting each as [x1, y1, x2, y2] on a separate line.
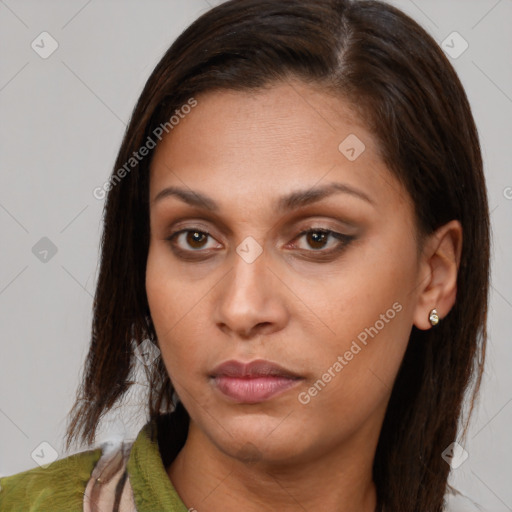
[0, 447, 102, 512]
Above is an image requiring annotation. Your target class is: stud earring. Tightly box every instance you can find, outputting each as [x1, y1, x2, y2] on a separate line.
[429, 308, 439, 326]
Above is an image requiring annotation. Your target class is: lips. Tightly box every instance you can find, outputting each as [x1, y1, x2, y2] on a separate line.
[211, 359, 301, 379]
[210, 359, 303, 403]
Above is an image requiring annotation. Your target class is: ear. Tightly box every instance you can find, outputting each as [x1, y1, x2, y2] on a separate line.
[413, 220, 463, 330]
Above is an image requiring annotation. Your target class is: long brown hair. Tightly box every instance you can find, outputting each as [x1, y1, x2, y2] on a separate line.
[66, 1, 490, 510]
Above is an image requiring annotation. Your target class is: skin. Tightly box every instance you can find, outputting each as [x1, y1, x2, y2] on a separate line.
[146, 79, 462, 512]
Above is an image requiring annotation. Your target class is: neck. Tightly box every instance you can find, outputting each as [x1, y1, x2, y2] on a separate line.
[167, 423, 378, 512]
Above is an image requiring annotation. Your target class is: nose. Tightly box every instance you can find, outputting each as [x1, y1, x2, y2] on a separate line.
[213, 248, 289, 340]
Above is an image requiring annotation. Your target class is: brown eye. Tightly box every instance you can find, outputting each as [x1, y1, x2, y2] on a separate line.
[294, 229, 351, 252]
[305, 230, 330, 250]
[166, 229, 221, 252]
[185, 231, 208, 249]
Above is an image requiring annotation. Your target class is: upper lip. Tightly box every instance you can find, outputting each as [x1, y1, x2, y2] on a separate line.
[210, 359, 302, 379]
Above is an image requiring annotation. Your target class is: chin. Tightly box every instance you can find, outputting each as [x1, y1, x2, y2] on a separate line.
[201, 411, 314, 466]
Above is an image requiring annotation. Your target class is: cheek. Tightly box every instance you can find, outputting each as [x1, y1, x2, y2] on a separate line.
[146, 242, 208, 330]
[146, 249, 179, 335]
[295, 303, 412, 441]
[292, 236, 416, 354]
[293, 240, 416, 414]
[146, 246, 200, 373]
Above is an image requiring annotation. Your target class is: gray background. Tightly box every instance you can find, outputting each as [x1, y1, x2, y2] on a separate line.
[0, 0, 511, 510]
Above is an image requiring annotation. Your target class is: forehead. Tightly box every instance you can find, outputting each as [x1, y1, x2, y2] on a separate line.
[149, 80, 407, 212]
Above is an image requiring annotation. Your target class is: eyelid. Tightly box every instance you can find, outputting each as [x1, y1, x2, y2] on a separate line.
[160, 213, 233, 239]
[166, 213, 358, 235]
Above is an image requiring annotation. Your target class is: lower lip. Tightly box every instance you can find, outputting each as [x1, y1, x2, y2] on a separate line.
[213, 376, 301, 403]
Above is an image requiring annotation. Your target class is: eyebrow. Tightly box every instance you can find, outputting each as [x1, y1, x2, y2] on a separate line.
[151, 182, 374, 212]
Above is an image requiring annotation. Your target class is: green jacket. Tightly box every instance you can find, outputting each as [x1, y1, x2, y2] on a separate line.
[0, 420, 189, 511]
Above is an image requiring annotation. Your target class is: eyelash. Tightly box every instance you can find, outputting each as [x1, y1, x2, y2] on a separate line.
[165, 226, 355, 260]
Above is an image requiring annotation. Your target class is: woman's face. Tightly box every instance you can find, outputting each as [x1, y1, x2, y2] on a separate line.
[146, 80, 424, 466]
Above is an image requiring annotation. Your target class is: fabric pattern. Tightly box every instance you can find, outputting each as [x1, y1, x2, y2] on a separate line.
[0, 420, 189, 511]
[83, 440, 137, 512]
[0, 447, 102, 511]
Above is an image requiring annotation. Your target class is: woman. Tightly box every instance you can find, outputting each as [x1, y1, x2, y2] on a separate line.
[0, 0, 489, 511]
